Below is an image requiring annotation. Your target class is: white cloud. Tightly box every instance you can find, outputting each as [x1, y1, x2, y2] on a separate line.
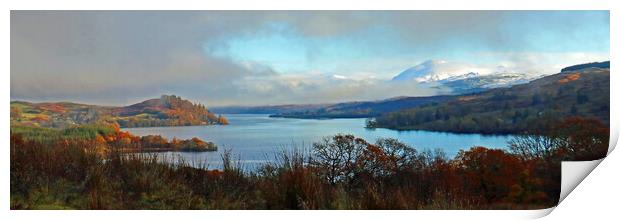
[10, 11, 609, 106]
[477, 51, 610, 76]
[332, 74, 348, 80]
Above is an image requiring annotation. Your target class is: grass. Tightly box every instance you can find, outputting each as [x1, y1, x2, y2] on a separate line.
[10, 124, 116, 143]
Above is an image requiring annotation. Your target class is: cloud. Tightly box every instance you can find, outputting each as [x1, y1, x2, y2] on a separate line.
[11, 11, 266, 105]
[10, 11, 442, 106]
[474, 51, 610, 76]
[212, 73, 443, 106]
[10, 11, 609, 106]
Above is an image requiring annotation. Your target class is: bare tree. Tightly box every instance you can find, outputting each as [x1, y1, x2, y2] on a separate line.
[508, 134, 559, 161]
[310, 134, 366, 184]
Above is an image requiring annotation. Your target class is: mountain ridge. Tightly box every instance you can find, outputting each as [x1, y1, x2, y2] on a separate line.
[561, 61, 610, 72]
[391, 59, 542, 94]
[269, 95, 454, 119]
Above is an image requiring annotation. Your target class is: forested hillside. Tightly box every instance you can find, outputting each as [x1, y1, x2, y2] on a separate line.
[10, 95, 228, 128]
[270, 96, 454, 119]
[210, 104, 328, 115]
[561, 61, 609, 72]
[370, 67, 610, 134]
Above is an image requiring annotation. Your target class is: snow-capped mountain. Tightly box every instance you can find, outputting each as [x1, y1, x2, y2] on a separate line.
[392, 60, 541, 94]
[392, 60, 487, 82]
[437, 72, 535, 94]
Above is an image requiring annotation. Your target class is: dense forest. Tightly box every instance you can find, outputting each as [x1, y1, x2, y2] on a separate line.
[10, 116, 608, 209]
[10, 95, 229, 128]
[369, 67, 610, 134]
[210, 104, 329, 115]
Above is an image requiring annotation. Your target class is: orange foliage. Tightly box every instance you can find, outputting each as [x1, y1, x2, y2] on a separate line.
[551, 116, 609, 160]
[206, 169, 223, 178]
[10, 107, 22, 118]
[95, 134, 106, 144]
[218, 116, 230, 125]
[12, 116, 607, 209]
[37, 103, 68, 113]
[557, 72, 581, 84]
[31, 115, 50, 122]
[458, 96, 478, 102]
[455, 147, 525, 203]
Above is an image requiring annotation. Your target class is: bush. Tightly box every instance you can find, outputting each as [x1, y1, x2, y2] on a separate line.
[12, 117, 607, 210]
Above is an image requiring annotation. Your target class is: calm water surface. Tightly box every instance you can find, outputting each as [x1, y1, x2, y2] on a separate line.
[125, 114, 515, 169]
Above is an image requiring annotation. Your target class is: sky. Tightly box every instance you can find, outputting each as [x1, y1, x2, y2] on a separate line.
[11, 11, 609, 106]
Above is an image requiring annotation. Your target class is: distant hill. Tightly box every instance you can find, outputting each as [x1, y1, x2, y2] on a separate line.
[269, 96, 454, 119]
[10, 95, 228, 128]
[561, 61, 609, 72]
[371, 66, 610, 134]
[210, 104, 328, 115]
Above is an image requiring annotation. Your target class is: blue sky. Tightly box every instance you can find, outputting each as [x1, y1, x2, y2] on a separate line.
[11, 11, 609, 106]
[207, 11, 609, 77]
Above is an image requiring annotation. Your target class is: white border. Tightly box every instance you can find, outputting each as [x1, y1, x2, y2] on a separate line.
[2, 0, 617, 219]
[1, 0, 615, 10]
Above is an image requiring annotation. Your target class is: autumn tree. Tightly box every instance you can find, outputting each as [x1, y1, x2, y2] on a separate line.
[310, 134, 366, 184]
[358, 138, 418, 178]
[454, 147, 524, 204]
[551, 117, 609, 161]
[509, 116, 608, 162]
